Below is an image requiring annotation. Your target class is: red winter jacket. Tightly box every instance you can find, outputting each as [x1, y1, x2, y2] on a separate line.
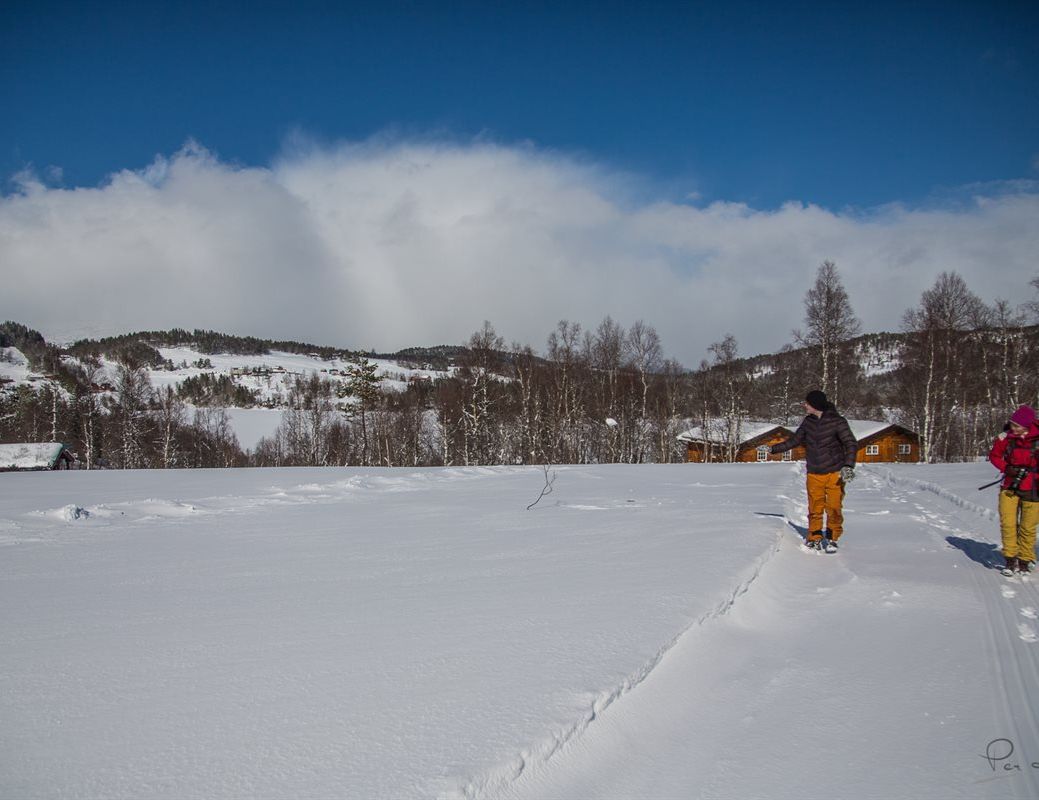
[989, 423, 1039, 500]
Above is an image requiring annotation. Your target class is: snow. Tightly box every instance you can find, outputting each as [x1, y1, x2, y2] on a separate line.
[678, 418, 909, 448]
[148, 347, 450, 398]
[218, 406, 284, 450]
[848, 418, 899, 441]
[857, 340, 904, 377]
[53, 346, 452, 446]
[0, 442, 65, 470]
[677, 419, 788, 444]
[1, 462, 1037, 799]
[0, 346, 37, 385]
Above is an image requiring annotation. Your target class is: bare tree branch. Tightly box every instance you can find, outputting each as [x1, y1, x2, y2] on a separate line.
[526, 464, 556, 510]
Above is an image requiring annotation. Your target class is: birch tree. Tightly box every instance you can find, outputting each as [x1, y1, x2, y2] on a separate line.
[512, 344, 544, 464]
[74, 359, 105, 470]
[626, 320, 662, 462]
[708, 334, 746, 462]
[155, 386, 187, 468]
[458, 322, 504, 465]
[901, 272, 987, 462]
[545, 320, 585, 464]
[588, 316, 625, 462]
[794, 260, 861, 406]
[111, 362, 151, 469]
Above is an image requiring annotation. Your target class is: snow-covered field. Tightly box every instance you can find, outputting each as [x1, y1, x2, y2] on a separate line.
[1, 462, 1037, 799]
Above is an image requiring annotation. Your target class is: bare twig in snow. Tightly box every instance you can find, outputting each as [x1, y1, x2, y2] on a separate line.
[526, 464, 556, 510]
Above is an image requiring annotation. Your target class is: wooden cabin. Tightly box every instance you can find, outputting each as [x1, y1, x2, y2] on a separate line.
[847, 421, 920, 464]
[678, 419, 920, 464]
[678, 421, 806, 463]
[0, 442, 77, 472]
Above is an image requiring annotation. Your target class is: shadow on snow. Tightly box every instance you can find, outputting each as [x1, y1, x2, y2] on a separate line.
[754, 511, 811, 543]
[945, 535, 1002, 571]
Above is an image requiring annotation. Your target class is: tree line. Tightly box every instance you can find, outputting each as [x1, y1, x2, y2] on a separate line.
[2, 267, 1037, 468]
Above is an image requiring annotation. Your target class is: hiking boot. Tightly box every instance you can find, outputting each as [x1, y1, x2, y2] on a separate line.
[1002, 557, 1019, 577]
[1020, 560, 1034, 573]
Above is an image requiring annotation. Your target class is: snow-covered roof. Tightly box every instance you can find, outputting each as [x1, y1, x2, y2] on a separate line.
[677, 420, 791, 446]
[678, 418, 913, 447]
[0, 443, 69, 470]
[847, 419, 907, 441]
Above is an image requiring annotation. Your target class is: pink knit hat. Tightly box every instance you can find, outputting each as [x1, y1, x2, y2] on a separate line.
[1009, 405, 1037, 428]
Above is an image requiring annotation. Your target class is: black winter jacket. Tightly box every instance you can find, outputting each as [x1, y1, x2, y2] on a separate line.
[771, 409, 858, 474]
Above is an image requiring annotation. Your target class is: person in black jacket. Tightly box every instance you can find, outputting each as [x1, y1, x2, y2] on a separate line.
[771, 390, 858, 551]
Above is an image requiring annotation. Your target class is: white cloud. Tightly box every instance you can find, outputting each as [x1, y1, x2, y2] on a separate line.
[2, 139, 1038, 367]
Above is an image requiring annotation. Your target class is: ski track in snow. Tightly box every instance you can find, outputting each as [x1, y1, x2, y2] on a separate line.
[489, 465, 1039, 800]
[873, 465, 1039, 641]
[889, 474, 1039, 800]
[809, 470, 1039, 795]
[816, 469, 1039, 793]
[2, 465, 788, 800]
[454, 529, 785, 800]
[2, 461, 785, 797]
[5, 464, 1039, 798]
[467, 468, 815, 799]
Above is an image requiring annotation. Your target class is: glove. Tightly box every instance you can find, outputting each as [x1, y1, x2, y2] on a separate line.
[840, 466, 855, 483]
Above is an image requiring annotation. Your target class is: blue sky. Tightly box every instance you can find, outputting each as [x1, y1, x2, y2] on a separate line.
[2, 1, 1038, 361]
[3, 0, 1037, 209]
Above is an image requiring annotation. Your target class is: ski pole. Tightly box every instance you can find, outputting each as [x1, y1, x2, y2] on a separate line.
[978, 476, 1003, 491]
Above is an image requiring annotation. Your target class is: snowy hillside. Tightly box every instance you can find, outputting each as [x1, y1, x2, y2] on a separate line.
[18, 345, 453, 451]
[2, 462, 1037, 799]
[0, 346, 42, 386]
[138, 347, 450, 449]
[141, 346, 451, 401]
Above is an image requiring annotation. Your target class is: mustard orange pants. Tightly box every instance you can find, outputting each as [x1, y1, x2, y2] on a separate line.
[999, 491, 1038, 562]
[806, 472, 846, 540]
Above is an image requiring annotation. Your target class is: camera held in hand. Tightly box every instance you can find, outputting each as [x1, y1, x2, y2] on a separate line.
[1009, 467, 1029, 491]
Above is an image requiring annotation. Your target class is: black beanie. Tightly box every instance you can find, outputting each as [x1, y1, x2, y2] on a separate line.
[805, 390, 829, 411]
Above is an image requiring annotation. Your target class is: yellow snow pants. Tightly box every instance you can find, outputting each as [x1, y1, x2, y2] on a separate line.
[806, 472, 846, 540]
[999, 490, 1039, 562]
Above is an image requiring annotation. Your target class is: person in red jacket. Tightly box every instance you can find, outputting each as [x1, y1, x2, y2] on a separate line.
[988, 405, 1039, 576]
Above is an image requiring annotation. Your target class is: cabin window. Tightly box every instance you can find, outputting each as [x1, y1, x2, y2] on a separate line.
[865, 445, 880, 456]
[898, 444, 911, 455]
[757, 446, 769, 462]
[782, 450, 793, 461]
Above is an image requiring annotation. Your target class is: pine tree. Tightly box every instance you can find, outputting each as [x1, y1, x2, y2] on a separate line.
[346, 355, 383, 466]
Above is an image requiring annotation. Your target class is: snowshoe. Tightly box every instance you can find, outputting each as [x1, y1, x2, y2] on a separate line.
[1002, 557, 1019, 577]
[823, 538, 839, 554]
